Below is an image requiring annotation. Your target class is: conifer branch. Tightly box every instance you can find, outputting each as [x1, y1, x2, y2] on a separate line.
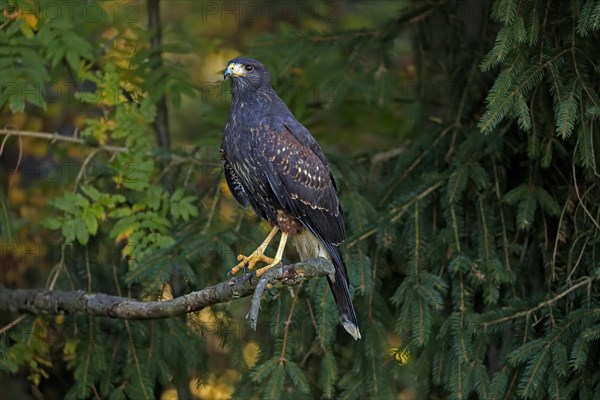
[482, 276, 595, 328]
[0, 258, 334, 321]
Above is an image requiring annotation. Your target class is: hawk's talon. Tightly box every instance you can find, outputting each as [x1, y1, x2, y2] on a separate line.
[255, 258, 283, 277]
[231, 252, 274, 276]
[243, 272, 256, 285]
[229, 226, 280, 276]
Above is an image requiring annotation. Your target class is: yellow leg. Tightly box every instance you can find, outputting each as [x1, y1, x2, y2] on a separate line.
[255, 232, 289, 277]
[230, 227, 279, 275]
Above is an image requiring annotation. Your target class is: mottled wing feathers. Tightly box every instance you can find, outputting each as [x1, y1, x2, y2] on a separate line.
[283, 118, 332, 175]
[257, 123, 346, 245]
[220, 148, 250, 208]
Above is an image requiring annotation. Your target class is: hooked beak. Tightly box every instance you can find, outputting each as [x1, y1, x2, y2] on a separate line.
[224, 63, 246, 79]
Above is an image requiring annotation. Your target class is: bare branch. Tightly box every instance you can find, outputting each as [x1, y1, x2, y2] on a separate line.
[0, 127, 128, 153]
[0, 258, 334, 323]
[0, 128, 205, 166]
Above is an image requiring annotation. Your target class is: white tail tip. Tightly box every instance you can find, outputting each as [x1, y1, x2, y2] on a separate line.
[342, 321, 362, 340]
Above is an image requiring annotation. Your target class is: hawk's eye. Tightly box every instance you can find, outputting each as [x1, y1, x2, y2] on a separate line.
[244, 65, 254, 72]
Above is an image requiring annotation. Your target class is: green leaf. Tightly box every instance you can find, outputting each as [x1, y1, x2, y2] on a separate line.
[19, 22, 34, 39]
[82, 209, 98, 235]
[81, 186, 102, 202]
[74, 220, 90, 245]
[62, 219, 76, 243]
[44, 217, 63, 230]
[6, 20, 23, 36]
[109, 207, 132, 218]
[153, 234, 175, 249]
[65, 50, 80, 73]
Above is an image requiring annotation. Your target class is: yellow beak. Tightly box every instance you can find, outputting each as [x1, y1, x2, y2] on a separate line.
[224, 63, 246, 79]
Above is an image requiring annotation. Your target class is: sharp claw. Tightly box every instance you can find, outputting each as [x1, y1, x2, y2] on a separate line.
[230, 251, 276, 277]
[227, 265, 240, 277]
[244, 272, 255, 285]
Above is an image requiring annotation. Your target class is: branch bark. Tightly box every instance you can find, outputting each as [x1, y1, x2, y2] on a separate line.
[0, 128, 128, 153]
[0, 128, 204, 166]
[0, 258, 334, 321]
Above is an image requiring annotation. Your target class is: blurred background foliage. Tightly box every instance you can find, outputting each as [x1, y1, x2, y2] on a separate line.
[1, 0, 600, 399]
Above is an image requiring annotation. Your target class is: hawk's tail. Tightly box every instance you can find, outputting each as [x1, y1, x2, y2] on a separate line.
[324, 243, 361, 340]
[294, 230, 361, 340]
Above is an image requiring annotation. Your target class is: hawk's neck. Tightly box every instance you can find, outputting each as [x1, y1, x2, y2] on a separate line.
[229, 85, 278, 122]
[232, 84, 275, 104]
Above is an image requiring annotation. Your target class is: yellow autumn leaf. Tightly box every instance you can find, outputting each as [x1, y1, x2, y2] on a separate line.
[191, 369, 237, 400]
[25, 13, 38, 30]
[115, 227, 133, 245]
[243, 341, 260, 368]
[160, 387, 178, 400]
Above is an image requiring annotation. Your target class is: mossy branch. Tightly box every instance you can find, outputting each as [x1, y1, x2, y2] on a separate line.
[0, 258, 334, 323]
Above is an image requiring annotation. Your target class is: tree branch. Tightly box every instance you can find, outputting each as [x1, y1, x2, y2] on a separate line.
[0, 128, 128, 153]
[0, 258, 334, 323]
[0, 128, 205, 166]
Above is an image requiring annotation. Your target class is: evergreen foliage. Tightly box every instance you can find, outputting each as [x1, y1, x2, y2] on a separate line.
[1, 0, 600, 398]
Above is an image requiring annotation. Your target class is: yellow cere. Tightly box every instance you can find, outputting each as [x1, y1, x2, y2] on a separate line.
[228, 63, 247, 77]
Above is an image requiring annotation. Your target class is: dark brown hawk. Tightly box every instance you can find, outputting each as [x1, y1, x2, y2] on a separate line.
[221, 56, 360, 340]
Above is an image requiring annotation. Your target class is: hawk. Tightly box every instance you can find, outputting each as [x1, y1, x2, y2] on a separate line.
[221, 56, 360, 340]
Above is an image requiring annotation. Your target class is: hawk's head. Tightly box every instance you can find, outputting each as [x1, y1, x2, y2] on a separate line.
[224, 56, 271, 91]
